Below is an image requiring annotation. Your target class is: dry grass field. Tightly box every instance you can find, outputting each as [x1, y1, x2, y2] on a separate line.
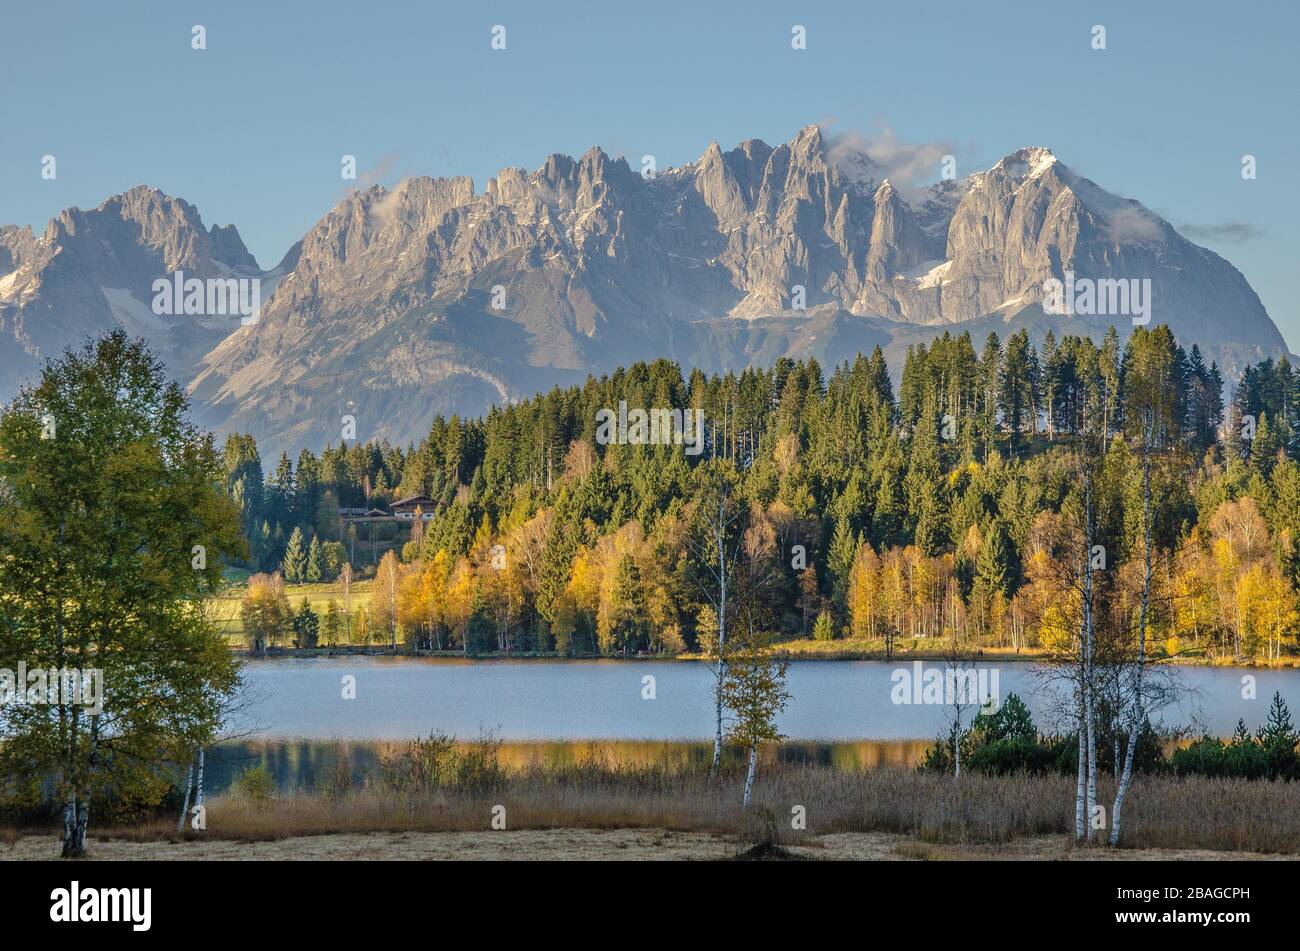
[7, 761, 1299, 860]
[6, 828, 1293, 861]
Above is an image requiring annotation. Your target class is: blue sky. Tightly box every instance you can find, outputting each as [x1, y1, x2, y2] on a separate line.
[3, 0, 1296, 348]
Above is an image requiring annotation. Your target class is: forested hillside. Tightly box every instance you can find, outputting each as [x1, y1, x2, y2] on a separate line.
[222, 324, 1300, 661]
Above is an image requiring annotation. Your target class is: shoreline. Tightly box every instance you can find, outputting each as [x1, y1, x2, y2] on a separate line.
[228, 644, 1300, 668]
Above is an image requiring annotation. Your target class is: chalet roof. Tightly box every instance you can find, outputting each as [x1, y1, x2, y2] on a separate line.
[390, 494, 435, 508]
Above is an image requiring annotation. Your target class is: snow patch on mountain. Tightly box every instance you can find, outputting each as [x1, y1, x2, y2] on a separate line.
[101, 287, 166, 334]
[914, 260, 953, 288]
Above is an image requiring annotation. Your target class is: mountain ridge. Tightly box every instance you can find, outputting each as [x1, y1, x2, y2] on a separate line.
[1, 125, 1288, 460]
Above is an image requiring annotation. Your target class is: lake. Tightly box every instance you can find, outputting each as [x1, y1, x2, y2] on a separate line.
[207, 657, 1300, 792]
[228, 656, 1297, 742]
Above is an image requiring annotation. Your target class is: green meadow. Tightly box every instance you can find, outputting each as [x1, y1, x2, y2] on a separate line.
[210, 580, 375, 648]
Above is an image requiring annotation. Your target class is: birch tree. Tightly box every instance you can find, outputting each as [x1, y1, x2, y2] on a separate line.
[177, 761, 195, 832]
[688, 470, 743, 776]
[689, 464, 784, 778]
[1110, 327, 1177, 845]
[1071, 356, 1118, 844]
[341, 561, 354, 644]
[375, 550, 402, 650]
[1080, 460, 1099, 842]
[720, 620, 790, 807]
[1024, 467, 1104, 842]
[0, 331, 244, 856]
[940, 640, 986, 779]
[194, 748, 205, 823]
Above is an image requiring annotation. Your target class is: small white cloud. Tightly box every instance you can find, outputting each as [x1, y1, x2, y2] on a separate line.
[821, 123, 958, 195]
[1105, 206, 1162, 244]
[1177, 221, 1264, 243]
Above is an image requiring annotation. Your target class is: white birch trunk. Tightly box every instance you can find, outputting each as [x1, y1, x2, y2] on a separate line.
[195, 748, 205, 815]
[1074, 700, 1087, 841]
[63, 798, 77, 854]
[74, 800, 89, 856]
[62, 798, 89, 857]
[1111, 426, 1153, 846]
[742, 741, 757, 808]
[954, 711, 962, 779]
[1076, 463, 1096, 843]
[177, 762, 194, 832]
[711, 501, 727, 777]
[1084, 550, 1098, 842]
[1085, 686, 1097, 841]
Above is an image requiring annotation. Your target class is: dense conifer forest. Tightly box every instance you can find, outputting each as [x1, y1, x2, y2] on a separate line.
[224, 324, 1300, 662]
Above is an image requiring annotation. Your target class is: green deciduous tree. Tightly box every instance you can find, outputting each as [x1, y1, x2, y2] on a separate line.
[241, 572, 292, 653]
[0, 331, 244, 857]
[721, 622, 791, 807]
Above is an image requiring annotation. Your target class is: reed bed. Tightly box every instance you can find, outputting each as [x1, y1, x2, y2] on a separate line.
[95, 758, 1300, 854]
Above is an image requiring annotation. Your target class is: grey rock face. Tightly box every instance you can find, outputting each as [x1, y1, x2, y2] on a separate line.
[0, 185, 263, 393]
[2, 127, 1287, 459]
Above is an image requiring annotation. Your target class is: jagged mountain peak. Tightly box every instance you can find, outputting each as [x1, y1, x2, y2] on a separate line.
[41, 184, 263, 272]
[0, 186, 277, 402]
[2, 126, 1286, 462]
[991, 145, 1059, 178]
[208, 223, 259, 271]
[790, 122, 826, 158]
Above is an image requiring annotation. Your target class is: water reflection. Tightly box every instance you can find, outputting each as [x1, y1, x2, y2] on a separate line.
[206, 738, 933, 793]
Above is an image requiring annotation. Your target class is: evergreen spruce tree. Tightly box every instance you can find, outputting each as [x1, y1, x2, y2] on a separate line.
[305, 533, 323, 583]
[292, 598, 319, 648]
[323, 599, 341, 646]
[904, 393, 946, 555]
[257, 520, 275, 572]
[972, 521, 1009, 620]
[1251, 412, 1279, 477]
[609, 553, 650, 654]
[282, 526, 307, 584]
[1257, 691, 1299, 779]
[827, 517, 857, 616]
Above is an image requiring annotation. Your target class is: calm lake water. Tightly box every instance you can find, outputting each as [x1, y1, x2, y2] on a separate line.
[212, 657, 1300, 793]
[229, 656, 1299, 742]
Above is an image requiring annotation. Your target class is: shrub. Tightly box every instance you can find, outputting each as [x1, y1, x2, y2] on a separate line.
[377, 731, 504, 793]
[922, 692, 1175, 779]
[234, 764, 276, 800]
[1172, 695, 1300, 781]
[967, 737, 1058, 776]
[968, 693, 1036, 745]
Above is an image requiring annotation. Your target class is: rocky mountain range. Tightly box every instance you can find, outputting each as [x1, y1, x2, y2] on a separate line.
[1, 125, 1288, 459]
[0, 187, 286, 395]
